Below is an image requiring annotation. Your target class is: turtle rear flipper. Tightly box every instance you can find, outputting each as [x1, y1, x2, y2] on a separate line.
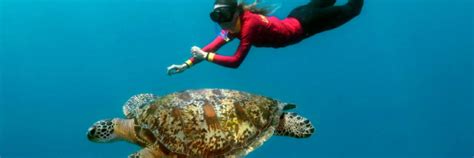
[275, 112, 315, 138]
[123, 93, 158, 119]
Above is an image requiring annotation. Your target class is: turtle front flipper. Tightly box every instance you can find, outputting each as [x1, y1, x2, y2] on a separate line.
[133, 125, 157, 147]
[123, 93, 159, 119]
[274, 112, 315, 138]
[128, 145, 178, 158]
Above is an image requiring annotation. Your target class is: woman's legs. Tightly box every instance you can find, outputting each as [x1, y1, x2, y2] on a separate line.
[309, 0, 336, 8]
[289, 0, 364, 37]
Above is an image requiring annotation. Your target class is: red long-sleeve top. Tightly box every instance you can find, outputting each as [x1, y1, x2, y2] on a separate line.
[187, 10, 305, 68]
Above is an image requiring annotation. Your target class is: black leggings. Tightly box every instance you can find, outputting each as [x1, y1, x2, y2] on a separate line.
[289, 0, 364, 37]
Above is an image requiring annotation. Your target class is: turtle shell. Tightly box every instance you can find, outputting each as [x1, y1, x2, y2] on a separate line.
[132, 89, 285, 157]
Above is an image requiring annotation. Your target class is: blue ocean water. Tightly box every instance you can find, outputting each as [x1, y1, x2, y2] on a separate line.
[1, 0, 473, 157]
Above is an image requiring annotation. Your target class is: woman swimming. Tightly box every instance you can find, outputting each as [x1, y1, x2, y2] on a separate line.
[167, 0, 363, 75]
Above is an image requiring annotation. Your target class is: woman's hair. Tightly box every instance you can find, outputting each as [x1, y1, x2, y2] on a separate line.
[239, 0, 276, 16]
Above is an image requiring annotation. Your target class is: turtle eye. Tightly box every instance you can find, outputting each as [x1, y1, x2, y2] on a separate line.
[87, 127, 100, 141]
[90, 128, 96, 134]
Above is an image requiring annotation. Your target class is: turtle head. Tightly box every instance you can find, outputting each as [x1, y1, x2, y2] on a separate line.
[87, 119, 119, 143]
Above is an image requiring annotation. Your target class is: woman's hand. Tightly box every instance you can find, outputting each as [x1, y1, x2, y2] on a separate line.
[167, 64, 187, 76]
[191, 46, 209, 60]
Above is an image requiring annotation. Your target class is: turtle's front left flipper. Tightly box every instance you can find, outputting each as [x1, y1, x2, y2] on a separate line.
[128, 145, 176, 158]
[123, 93, 159, 119]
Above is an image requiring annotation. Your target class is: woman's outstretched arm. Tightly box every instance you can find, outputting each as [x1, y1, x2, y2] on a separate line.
[167, 31, 232, 75]
[205, 39, 251, 68]
[191, 31, 252, 69]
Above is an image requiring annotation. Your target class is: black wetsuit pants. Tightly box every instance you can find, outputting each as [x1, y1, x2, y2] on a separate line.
[288, 0, 364, 37]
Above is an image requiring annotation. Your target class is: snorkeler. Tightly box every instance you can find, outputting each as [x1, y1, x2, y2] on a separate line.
[167, 0, 363, 75]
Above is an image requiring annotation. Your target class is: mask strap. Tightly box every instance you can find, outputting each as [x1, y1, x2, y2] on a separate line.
[214, 4, 229, 9]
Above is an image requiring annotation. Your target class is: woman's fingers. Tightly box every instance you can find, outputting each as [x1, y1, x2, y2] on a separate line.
[191, 46, 200, 53]
[167, 65, 176, 71]
[167, 65, 179, 75]
[167, 64, 187, 76]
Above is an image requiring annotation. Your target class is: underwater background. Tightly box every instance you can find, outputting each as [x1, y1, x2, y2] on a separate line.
[1, 0, 473, 157]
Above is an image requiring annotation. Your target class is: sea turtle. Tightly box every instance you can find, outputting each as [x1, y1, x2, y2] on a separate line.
[87, 89, 315, 158]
